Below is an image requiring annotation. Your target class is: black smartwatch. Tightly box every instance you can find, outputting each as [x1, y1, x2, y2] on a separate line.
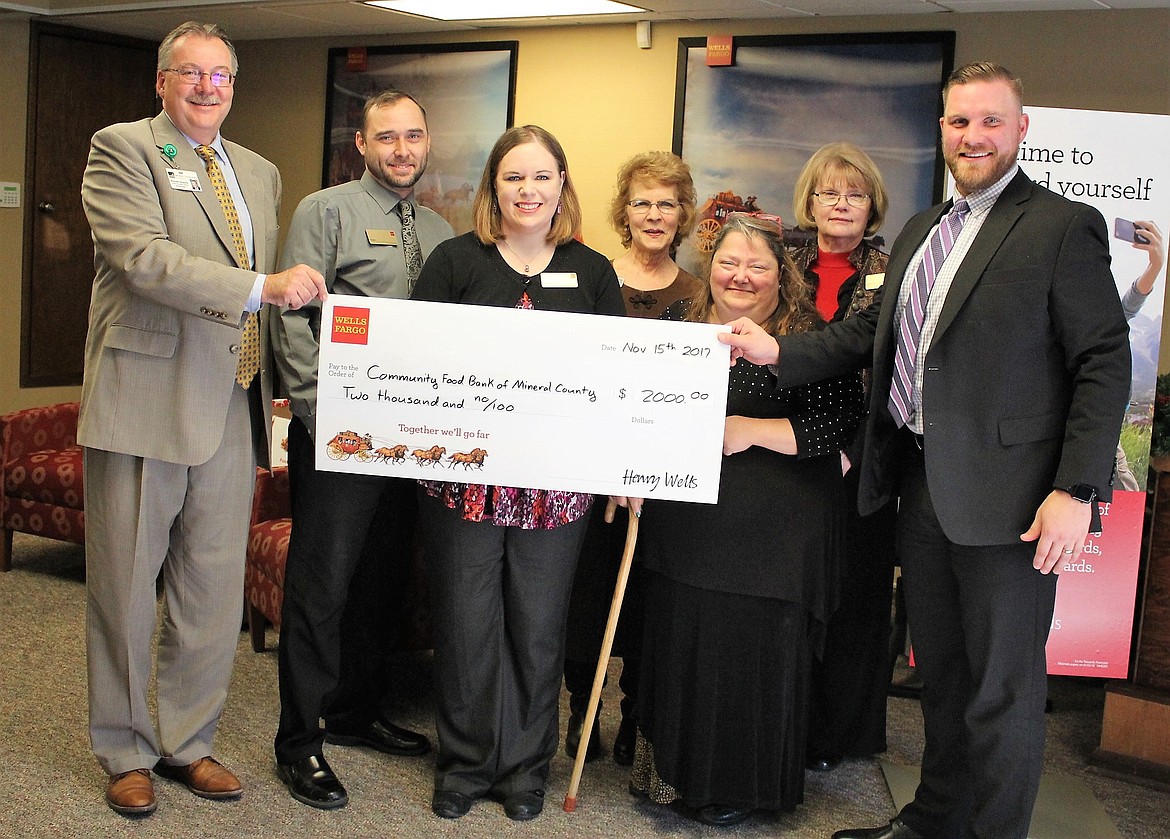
[1065, 484, 1102, 536]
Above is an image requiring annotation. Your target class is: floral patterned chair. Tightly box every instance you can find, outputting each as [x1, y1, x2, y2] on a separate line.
[1, 402, 85, 572]
[244, 466, 432, 653]
[244, 466, 293, 651]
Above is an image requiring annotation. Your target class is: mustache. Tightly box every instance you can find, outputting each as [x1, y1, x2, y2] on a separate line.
[186, 94, 222, 106]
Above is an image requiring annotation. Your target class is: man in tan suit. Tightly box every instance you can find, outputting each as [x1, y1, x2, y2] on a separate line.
[79, 21, 326, 817]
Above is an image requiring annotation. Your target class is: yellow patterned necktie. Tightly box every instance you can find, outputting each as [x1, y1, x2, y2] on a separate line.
[195, 144, 260, 388]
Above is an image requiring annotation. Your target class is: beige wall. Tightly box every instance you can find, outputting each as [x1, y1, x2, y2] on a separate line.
[2, 9, 1168, 412]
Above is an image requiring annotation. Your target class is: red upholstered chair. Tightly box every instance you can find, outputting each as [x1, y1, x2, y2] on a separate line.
[245, 466, 292, 651]
[243, 465, 432, 653]
[1, 402, 85, 572]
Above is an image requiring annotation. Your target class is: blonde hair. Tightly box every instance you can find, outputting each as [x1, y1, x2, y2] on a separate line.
[472, 125, 582, 246]
[684, 214, 819, 337]
[608, 151, 697, 250]
[792, 142, 888, 237]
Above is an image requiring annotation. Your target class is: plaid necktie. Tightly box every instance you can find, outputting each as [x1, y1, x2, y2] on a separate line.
[196, 144, 260, 388]
[888, 198, 970, 427]
[398, 199, 423, 293]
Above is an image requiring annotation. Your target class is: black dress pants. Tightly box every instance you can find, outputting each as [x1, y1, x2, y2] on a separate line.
[563, 501, 645, 720]
[895, 435, 1057, 839]
[274, 416, 416, 763]
[421, 492, 588, 798]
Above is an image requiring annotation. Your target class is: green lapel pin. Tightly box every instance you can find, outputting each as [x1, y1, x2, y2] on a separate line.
[162, 144, 178, 164]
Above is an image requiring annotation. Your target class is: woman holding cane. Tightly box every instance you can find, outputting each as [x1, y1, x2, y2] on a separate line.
[563, 151, 700, 766]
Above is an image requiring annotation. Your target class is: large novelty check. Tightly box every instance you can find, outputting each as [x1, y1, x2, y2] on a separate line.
[315, 295, 730, 503]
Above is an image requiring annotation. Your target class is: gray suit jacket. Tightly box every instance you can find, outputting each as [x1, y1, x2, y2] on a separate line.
[776, 170, 1131, 545]
[80, 113, 277, 466]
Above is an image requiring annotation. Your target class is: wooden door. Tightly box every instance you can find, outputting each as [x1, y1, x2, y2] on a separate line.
[21, 23, 156, 387]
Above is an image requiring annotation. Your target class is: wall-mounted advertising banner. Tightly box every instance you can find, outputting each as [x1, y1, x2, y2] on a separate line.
[1015, 106, 1170, 678]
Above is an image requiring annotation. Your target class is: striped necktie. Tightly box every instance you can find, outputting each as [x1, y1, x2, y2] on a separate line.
[196, 144, 260, 388]
[888, 198, 970, 427]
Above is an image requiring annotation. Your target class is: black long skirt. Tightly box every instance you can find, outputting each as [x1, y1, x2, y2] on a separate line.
[632, 570, 810, 813]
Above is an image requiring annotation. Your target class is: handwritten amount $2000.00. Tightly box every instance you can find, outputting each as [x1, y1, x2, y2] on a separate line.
[618, 388, 711, 405]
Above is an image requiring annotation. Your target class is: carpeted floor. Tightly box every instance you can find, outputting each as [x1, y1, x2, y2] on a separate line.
[1, 532, 1167, 838]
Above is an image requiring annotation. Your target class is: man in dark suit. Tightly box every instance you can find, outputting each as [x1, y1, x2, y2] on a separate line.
[720, 62, 1130, 839]
[80, 20, 326, 817]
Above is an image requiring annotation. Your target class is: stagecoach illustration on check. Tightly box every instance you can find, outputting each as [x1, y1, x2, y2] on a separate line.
[325, 430, 374, 461]
[326, 430, 487, 471]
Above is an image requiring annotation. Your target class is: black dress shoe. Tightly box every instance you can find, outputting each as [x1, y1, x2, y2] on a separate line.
[612, 715, 636, 766]
[431, 789, 475, 819]
[325, 719, 431, 756]
[565, 708, 601, 762]
[276, 755, 348, 809]
[696, 804, 752, 827]
[503, 789, 544, 821]
[806, 753, 842, 772]
[831, 817, 924, 839]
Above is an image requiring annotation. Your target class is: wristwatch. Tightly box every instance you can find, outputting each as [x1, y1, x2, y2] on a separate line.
[1065, 483, 1102, 536]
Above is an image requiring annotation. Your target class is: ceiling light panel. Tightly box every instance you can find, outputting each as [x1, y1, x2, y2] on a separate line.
[364, 0, 646, 20]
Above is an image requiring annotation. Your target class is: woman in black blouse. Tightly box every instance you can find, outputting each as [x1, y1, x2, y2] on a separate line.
[629, 214, 862, 827]
[411, 125, 624, 822]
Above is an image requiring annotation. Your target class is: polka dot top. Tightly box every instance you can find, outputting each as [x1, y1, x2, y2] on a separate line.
[663, 300, 863, 458]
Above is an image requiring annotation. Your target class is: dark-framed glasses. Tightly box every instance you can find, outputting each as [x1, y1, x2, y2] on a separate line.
[627, 199, 680, 215]
[812, 190, 870, 207]
[165, 67, 236, 86]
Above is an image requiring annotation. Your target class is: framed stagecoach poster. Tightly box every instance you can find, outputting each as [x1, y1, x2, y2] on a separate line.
[323, 42, 518, 235]
[672, 32, 955, 277]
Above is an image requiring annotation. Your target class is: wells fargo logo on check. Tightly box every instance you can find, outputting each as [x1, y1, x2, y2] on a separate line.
[331, 306, 370, 345]
[316, 295, 731, 503]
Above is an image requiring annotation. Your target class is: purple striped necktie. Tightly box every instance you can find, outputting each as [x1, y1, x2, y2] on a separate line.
[888, 198, 970, 427]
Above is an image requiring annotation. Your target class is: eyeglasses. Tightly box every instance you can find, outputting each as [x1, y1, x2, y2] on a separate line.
[164, 67, 236, 87]
[812, 190, 870, 208]
[627, 199, 680, 215]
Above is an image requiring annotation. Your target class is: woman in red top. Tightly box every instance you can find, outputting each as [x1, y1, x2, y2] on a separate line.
[787, 142, 897, 771]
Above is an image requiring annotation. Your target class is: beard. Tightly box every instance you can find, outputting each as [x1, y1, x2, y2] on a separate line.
[371, 152, 428, 193]
[945, 146, 1017, 194]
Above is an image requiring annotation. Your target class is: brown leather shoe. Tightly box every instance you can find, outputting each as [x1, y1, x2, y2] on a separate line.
[106, 768, 157, 816]
[155, 756, 242, 800]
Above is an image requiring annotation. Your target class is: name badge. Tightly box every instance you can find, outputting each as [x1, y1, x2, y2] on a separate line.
[367, 229, 398, 246]
[864, 272, 885, 290]
[541, 272, 578, 288]
[166, 169, 202, 192]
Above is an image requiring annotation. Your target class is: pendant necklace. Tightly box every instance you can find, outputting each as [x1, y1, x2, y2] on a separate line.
[499, 239, 549, 275]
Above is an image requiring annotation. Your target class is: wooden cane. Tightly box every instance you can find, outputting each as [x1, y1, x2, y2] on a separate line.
[563, 497, 640, 812]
